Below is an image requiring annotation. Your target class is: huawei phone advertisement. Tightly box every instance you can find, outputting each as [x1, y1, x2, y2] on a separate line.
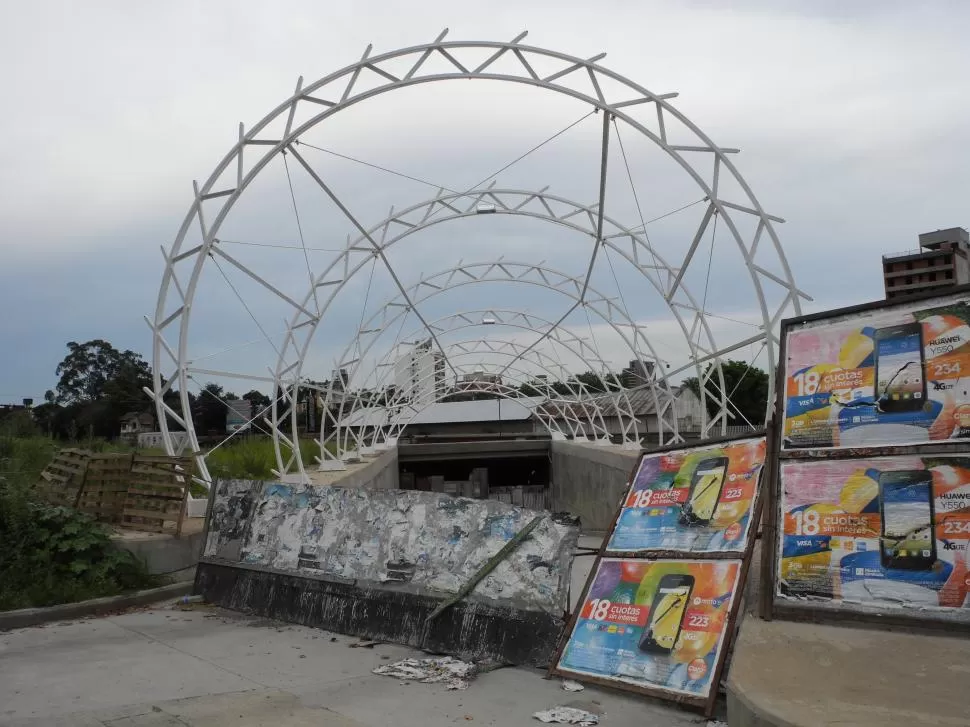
[782, 293, 970, 449]
[557, 558, 740, 698]
[778, 456, 970, 613]
[605, 438, 765, 554]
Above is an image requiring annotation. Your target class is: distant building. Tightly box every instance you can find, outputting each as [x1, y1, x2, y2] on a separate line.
[393, 342, 446, 405]
[543, 384, 703, 441]
[620, 359, 655, 388]
[137, 431, 189, 450]
[330, 369, 349, 391]
[120, 412, 155, 443]
[444, 371, 504, 401]
[883, 227, 970, 300]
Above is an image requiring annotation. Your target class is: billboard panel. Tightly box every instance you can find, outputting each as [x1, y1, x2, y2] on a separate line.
[226, 399, 250, 433]
[555, 558, 741, 700]
[781, 291, 970, 449]
[777, 455, 970, 613]
[605, 437, 766, 555]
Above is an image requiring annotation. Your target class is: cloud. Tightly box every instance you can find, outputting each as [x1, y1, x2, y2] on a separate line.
[2, 0, 968, 404]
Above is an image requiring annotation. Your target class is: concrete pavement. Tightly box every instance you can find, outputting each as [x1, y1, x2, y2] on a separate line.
[0, 603, 702, 727]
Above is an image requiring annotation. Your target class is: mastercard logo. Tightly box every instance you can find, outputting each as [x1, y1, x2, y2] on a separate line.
[956, 405, 970, 429]
[687, 658, 708, 681]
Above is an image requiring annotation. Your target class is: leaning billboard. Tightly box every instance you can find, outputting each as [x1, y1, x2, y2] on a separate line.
[555, 557, 741, 701]
[782, 291, 970, 449]
[605, 437, 766, 556]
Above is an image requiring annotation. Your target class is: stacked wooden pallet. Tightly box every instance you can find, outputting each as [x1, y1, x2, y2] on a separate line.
[34, 449, 192, 537]
[34, 448, 90, 507]
[75, 453, 134, 523]
[120, 455, 192, 537]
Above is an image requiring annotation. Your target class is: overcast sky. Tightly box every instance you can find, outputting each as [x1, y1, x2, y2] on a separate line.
[1, 0, 967, 404]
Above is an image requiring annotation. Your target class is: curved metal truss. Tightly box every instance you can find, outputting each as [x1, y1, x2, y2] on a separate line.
[327, 310, 642, 455]
[331, 336, 619, 453]
[276, 255, 677, 478]
[149, 30, 806, 488]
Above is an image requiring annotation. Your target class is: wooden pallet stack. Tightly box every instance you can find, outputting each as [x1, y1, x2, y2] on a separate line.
[34, 448, 91, 507]
[75, 453, 134, 523]
[34, 449, 192, 537]
[120, 455, 192, 537]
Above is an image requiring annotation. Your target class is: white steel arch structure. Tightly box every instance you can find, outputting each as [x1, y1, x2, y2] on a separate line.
[334, 337, 613, 455]
[334, 311, 637, 451]
[288, 258, 672, 477]
[149, 30, 806, 487]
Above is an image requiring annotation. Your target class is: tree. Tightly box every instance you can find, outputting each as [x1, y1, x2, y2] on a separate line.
[571, 371, 622, 394]
[53, 340, 154, 438]
[683, 360, 769, 427]
[192, 383, 230, 435]
[55, 340, 149, 405]
[242, 390, 271, 411]
[519, 378, 572, 397]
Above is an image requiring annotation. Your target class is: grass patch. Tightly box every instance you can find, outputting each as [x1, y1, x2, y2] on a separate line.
[204, 436, 331, 480]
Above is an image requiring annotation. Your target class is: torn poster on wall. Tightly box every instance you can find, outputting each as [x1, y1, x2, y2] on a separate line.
[203, 480, 578, 615]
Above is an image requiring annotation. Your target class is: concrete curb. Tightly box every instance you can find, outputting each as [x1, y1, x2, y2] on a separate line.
[0, 581, 194, 631]
[726, 676, 800, 727]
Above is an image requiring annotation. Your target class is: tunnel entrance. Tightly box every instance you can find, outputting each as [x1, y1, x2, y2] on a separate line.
[397, 438, 552, 509]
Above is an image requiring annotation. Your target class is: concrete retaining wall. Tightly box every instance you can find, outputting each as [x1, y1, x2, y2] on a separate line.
[116, 530, 205, 576]
[550, 441, 639, 531]
[327, 448, 399, 490]
[197, 478, 579, 665]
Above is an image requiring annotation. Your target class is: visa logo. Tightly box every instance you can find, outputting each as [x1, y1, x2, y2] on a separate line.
[796, 539, 814, 547]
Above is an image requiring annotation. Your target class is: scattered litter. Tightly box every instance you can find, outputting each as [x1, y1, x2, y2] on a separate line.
[373, 656, 477, 690]
[174, 594, 210, 612]
[350, 640, 381, 648]
[561, 680, 585, 692]
[533, 707, 599, 725]
[707, 722, 727, 727]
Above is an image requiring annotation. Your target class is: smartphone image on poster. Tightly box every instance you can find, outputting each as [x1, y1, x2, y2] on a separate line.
[639, 574, 694, 654]
[679, 457, 729, 527]
[878, 470, 936, 570]
[873, 323, 926, 413]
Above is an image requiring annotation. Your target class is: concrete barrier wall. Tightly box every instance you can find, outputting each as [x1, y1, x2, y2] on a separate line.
[117, 530, 204, 576]
[550, 441, 639, 532]
[197, 479, 580, 664]
[330, 448, 399, 490]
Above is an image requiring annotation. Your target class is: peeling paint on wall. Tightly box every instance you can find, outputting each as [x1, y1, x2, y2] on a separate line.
[203, 480, 579, 615]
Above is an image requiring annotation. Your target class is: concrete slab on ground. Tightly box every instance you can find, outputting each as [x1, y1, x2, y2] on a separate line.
[0, 601, 700, 727]
[727, 616, 970, 727]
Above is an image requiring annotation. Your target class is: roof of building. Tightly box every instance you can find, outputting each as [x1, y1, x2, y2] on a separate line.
[541, 385, 694, 418]
[122, 412, 154, 425]
[338, 397, 545, 427]
[337, 387, 696, 428]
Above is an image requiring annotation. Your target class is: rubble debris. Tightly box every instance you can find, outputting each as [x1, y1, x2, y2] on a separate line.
[533, 706, 599, 725]
[349, 640, 381, 648]
[561, 679, 584, 692]
[373, 656, 477, 690]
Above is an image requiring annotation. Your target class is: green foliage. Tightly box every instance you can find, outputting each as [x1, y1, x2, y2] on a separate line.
[0, 437, 158, 611]
[519, 378, 573, 397]
[55, 340, 152, 406]
[50, 339, 155, 439]
[205, 437, 331, 480]
[683, 360, 770, 426]
[193, 383, 230, 435]
[571, 370, 623, 393]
